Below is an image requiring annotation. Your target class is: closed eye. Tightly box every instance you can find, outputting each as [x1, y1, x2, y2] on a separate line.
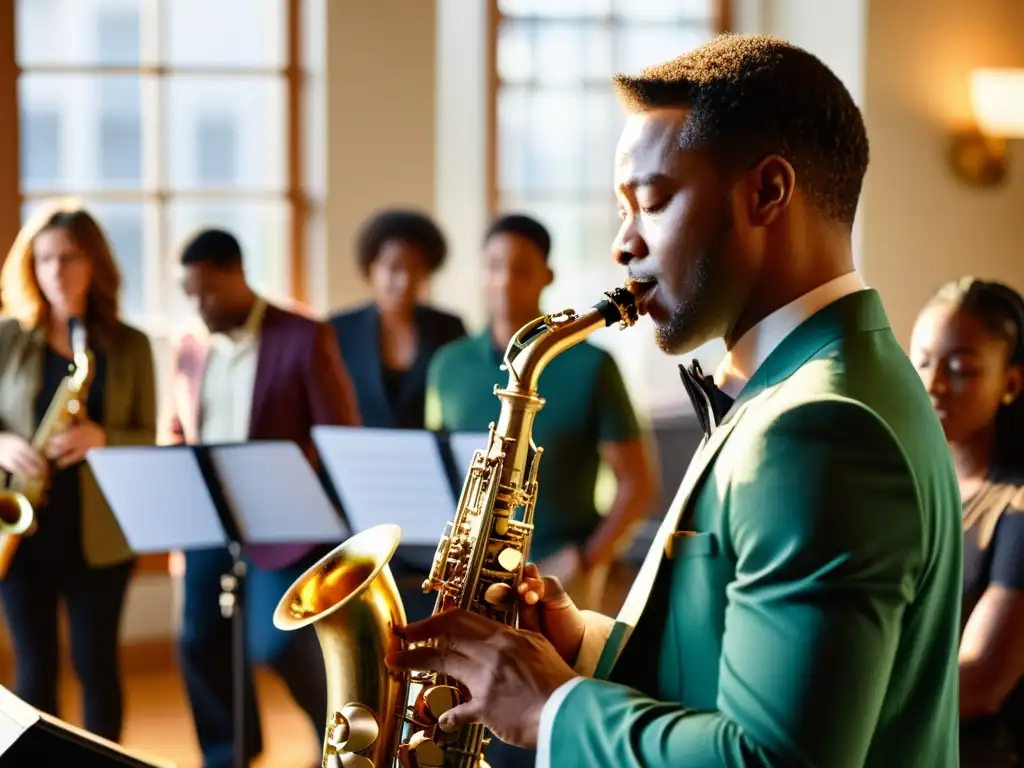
[637, 194, 670, 216]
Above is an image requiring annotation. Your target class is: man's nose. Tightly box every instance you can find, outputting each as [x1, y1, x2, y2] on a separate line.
[613, 218, 648, 266]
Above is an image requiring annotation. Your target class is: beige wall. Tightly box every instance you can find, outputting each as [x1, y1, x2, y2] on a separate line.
[731, 0, 1024, 354]
[311, 0, 438, 316]
[861, 0, 1024, 346]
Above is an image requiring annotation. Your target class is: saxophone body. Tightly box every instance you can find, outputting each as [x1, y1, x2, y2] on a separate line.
[0, 318, 93, 578]
[274, 287, 637, 768]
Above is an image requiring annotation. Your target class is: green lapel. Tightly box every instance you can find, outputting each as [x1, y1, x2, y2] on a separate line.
[729, 288, 891, 412]
[592, 289, 892, 680]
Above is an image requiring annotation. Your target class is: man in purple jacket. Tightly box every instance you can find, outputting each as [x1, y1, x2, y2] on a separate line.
[167, 229, 361, 767]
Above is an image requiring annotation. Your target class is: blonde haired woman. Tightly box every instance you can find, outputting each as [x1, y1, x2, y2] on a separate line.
[0, 199, 156, 742]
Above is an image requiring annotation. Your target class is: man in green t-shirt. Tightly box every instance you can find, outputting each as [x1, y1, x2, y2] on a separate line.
[425, 214, 656, 612]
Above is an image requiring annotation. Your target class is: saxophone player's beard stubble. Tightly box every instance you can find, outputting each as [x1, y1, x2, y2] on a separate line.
[653, 198, 736, 357]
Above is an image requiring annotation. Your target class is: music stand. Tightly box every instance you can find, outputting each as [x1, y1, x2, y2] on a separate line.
[311, 426, 459, 546]
[86, 441, 348, 768]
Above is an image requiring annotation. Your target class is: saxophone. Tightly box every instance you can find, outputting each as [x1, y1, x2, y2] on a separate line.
[0, 318, 94, 579]
[273, 286, 637, 768]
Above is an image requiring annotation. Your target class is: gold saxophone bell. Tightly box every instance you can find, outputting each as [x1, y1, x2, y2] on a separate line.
[0, 492, 34, 536]
[273, 523, 406, 768]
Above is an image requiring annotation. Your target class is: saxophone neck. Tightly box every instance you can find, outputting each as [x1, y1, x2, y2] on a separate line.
[68, 317, 93, 392]
[501, 286, 638, 394]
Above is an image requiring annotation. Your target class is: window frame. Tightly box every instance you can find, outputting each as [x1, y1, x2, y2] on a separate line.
[0, 0, 310, 311]
[486, 0, 731, 214]
[0, 1, 311, 576]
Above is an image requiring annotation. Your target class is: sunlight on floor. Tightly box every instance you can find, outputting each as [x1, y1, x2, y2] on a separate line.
[56, 666, 320, 768]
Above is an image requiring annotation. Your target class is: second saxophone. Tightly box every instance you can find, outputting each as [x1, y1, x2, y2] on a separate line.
[0, 317, 94, 579]
[274, 286, 638, 768]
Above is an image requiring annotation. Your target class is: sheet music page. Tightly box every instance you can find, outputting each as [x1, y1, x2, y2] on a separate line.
[0, 685, 39, 756]
[312, 426, 456, 546]
[208, 441, 348, 545]
[86, 447, 228, 552]
[449, 431, 490, 475]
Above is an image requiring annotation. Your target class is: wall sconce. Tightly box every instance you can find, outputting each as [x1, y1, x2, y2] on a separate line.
[949, 68, 1024, 187]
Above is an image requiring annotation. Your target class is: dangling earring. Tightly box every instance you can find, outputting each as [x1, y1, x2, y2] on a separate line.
[1003, 393, 1016, 405]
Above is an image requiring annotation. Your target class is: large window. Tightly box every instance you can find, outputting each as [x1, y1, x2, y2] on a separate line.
[494, 0, 724, 393]
[14, 0, 301, 336]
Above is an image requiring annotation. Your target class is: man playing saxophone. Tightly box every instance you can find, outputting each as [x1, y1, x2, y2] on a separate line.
[384, 34, 963, 766]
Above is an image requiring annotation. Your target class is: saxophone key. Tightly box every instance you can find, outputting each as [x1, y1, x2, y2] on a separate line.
[413, 684, 461, 722]
[496, 547, 522, 572]
[483, 582, 515, 610]
[397, 731, 445, 768]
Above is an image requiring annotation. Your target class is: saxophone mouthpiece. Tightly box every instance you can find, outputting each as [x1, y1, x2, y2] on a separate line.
[600, 285, 639, 328]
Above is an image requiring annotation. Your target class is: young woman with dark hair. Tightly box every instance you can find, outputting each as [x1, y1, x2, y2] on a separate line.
[911, 276, 1024, 766]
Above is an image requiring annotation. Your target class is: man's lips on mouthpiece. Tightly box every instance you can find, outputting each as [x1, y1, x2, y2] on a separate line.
[626, 277, 658, 316]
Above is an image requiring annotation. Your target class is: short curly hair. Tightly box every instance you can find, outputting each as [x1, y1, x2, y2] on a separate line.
[612, 33, 869, 227]
[356, 210, 448, 277]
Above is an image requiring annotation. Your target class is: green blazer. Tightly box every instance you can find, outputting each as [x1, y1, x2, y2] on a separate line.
[0, 316, 157, 567]
[547, 290, 963, 766]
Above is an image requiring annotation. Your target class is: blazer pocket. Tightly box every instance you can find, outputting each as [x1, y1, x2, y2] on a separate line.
[665, 530, 719, 559]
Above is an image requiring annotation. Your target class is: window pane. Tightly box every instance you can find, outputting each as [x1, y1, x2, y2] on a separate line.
[612, 0, 714, 22]
[19, 74, 148, 192]
[20, 199, 152, 326]
[16, 0, 148, 66]
[499, 0, 613, 18]
[498, 87, 621, 196]
[164, 0, 286, 68]
[498, 20, 611, 85]
[614, 25, 715, 74]
[164, 200, 291, 329]
[193, 117, 238, 185]
[166, 77, 286, 191]
[94, 202, 149, 323]
[20, 108, 61, 189]
[98, 77, 144, 185]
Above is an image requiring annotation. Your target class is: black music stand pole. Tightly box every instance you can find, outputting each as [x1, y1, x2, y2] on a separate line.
[219, 540, 248, 768]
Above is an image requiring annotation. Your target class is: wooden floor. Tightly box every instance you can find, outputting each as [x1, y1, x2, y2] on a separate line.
[53, 664, 320, 767]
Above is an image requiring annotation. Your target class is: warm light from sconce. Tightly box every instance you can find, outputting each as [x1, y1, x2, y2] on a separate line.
[970, 69, 1024, 138]
[949, 68, 1024, 187]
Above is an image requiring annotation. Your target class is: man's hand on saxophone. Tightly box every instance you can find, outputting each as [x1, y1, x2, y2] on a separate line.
[517, 562, 587, 667]
[45, 420, 107, 468]
[383, 565, 584, 751]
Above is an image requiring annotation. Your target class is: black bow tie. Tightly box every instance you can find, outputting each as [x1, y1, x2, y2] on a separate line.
[679, 360, 735, 439]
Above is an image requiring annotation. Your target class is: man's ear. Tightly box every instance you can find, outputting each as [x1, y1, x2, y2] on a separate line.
[543, 265, 554, 287]
[746, 154, 796, 227]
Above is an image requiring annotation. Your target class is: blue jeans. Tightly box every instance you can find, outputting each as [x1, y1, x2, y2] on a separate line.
[178, 547, 329, 768]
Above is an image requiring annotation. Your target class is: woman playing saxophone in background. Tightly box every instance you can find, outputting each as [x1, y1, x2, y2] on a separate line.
[0, 199, 156, 743]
